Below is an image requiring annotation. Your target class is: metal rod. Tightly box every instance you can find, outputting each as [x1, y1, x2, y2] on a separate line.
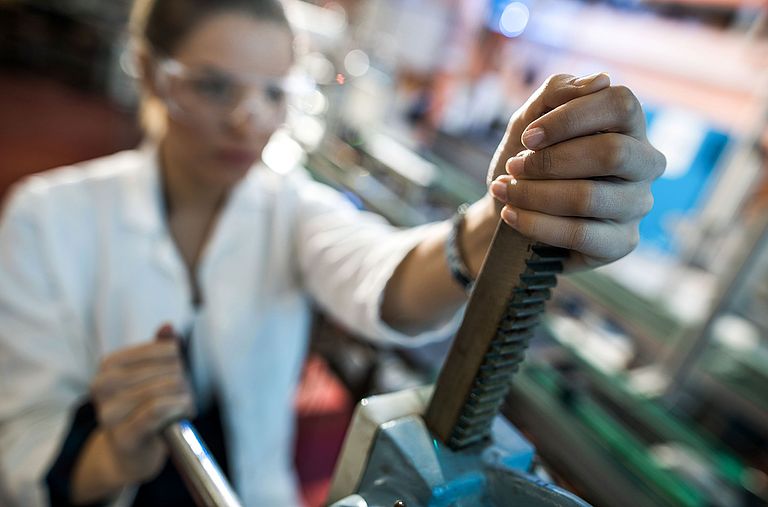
[162, 420, 244, 507]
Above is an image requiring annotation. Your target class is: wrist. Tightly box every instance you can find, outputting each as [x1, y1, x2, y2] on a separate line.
[460, 195, 497, 278]
[71, 429, 130, 504]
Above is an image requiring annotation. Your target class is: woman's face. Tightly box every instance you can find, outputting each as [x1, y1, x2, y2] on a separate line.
[151, 13, 294, 188]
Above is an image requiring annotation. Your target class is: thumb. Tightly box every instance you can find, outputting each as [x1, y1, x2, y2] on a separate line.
[487, 72, 610, 186]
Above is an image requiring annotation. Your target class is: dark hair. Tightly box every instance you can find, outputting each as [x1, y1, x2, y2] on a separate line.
[131, 0, 291, 56]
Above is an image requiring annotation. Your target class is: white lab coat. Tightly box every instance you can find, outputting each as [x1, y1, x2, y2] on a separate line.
[0, 146, 462, 506]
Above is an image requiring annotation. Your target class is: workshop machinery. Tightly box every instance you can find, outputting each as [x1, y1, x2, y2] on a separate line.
[326, 223, 591, 507]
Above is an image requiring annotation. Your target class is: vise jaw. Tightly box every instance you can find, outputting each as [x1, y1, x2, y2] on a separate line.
[327, 387, 592, 507]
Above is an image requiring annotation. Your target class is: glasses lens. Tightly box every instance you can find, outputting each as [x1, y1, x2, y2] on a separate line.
[159, 61, 292, 127]
[190, 75, 240, 108]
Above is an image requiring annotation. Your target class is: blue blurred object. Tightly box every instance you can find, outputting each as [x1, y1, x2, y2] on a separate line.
[488, 0, 531, 38]
[342, 190, 366, 210]
[640, 108, 730, 253]
[488, 0, 513, 30]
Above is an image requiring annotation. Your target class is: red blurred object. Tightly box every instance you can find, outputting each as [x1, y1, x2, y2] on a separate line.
[0, 72, 141, 199]
[294, 355, 354, 507]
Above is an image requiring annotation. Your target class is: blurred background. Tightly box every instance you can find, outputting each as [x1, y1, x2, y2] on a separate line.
[1, 0, 767, 506]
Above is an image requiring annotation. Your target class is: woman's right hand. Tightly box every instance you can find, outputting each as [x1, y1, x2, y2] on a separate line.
[90, 324, 196, 484]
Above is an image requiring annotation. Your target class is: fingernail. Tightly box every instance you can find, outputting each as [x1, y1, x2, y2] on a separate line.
[490, 176, 515, 201]
[573, 72, 602, 86]
[501, 207, 518, 226]
[506, 156, 524, 177]
[490, 180, 507, 201]
[522, 127, 545, 149]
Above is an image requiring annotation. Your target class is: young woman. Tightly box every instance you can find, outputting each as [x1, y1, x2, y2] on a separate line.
[0, 0, 664, 505]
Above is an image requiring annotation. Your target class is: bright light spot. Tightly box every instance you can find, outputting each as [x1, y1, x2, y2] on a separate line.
[290, 114, 326, 150]
[295, 89, 327, 116]
[302, 52, 335, 85]
[180, 425, 206, 456]
[336, 73, 346, 85]
[344, 49, 370, 77]
[499, 2, 530, 38]
[262, 129, 305, 174]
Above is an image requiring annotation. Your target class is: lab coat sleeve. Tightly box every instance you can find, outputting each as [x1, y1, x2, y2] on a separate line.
[0, 184, 91, 507]
[293, 177, 465, 347]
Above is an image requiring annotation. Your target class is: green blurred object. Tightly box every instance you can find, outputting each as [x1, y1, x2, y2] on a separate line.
[542, 317, 747, 487]
[562, 271, 684, 347]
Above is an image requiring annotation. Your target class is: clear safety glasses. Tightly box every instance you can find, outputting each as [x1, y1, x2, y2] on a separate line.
[154, 58, 312, 130]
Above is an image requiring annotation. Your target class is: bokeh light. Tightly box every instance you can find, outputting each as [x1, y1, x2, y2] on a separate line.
[344, 49, 371, 77]
[499, 2, 530, 38]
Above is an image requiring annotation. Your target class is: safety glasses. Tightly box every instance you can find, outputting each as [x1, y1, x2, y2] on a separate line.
[154, 57, 312, 129]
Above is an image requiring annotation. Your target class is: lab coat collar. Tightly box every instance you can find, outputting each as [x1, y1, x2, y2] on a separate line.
[121, 142, 277, 237]
[120, 143, 164, 235]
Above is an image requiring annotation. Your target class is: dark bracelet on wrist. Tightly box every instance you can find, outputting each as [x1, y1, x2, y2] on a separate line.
[445, 203, 475, 292]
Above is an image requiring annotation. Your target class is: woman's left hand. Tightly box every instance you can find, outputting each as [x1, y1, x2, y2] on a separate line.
[482, 73, 666, 271]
